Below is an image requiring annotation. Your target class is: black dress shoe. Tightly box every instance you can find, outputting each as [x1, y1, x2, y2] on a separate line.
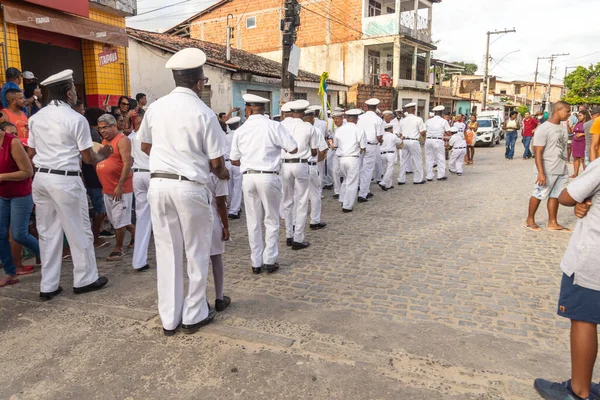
[310, 222, 327, 230]
[136, 264, 150, 272]
[333, 194, 340, 199]
[406, 171, 413, 174]
[357, 197, 368, 203]
[388, 185, 394, 190]
[73, 276, 108, 294]
[366, 192, 374, 199]
[379, 185, 388, 191]
[40, 286, 63, 301]
[413, 181, 426, 185]
[286, 238, 293, 246]
[228, 212, 240, 220]
[397, 182, 405, 186]
[292, 241, 310, 250]
[342, 208, 353, 213]
[323, 185, 333, 190]
[264, 263, 280, 273]
[438, 176, 448, 181]
[426, 179, 433, 182]
[215, 295, 231, 312]
[252, 267, 262, 274]
[163, 323, 180, 336]
[182, 309, 216, 334]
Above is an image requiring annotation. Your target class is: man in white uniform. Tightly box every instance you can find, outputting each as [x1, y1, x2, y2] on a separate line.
[130, 111, 152, 271]
[328, 111, 345, 199]
[379, 123, 403, 190]
[230, 94, 298, 274]
[225, 116, 243, 219]
[398, 103, 426, 185]
[448, 126, 467, 175]
[335, 109, 366, 212]
[139, 48, 229, 336]
[425, 105, 451, 181]
[310, 106, 329, 189]
[395, 108, 412, 172]
[28, 69, 112, 300]
[357, 98, 384, 202]
[304, 108, 329, 231]
[280, 100, 316, 250]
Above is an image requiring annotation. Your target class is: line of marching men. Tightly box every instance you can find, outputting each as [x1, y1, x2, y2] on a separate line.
[24, 47, 469, 336]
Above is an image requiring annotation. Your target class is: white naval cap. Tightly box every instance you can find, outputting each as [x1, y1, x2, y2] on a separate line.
[288, 99, 310, 112]
[365, 98, 380, 106]
[404, 102, 417, 108]
[432, 105, 445, 112]
[280, 102, 292, 112]
[331, 111, 344, 117]
[450, 125, 459, 133]
[226, 116, 241, 125]
[334, 107, 344, 112]
[243, 93, 270, 105]
[345, 109, 363, 116]
[395, 108, 403, 112]
[166, 48, 207, 70]
[382, 110, 394, 115]
[384, 123, 394, 130]
[40, 69, 74, 86]
[308, 105, 321, 111]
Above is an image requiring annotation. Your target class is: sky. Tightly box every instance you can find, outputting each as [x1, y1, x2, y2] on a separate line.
[127, 0, 600, 83]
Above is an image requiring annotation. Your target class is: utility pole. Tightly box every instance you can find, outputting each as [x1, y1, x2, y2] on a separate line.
[562, 66, 577, 98]
[482, 28, 516, 110]
[281, 0, 300, 104]
[226, 14, 234, 63]
[531, 56, 551, 111]
[544, 53, 569, 112]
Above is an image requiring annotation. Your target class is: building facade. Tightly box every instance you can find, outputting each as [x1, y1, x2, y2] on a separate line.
[0, 0, 135, 108]
[167, 0, 438, 113]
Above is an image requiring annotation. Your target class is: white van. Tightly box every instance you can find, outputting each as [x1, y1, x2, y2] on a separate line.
[475, 117, 502, 147]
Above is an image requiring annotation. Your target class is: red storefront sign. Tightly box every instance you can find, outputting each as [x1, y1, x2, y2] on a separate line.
[98, 50, 118, 67]
[24, 0, 89, 18]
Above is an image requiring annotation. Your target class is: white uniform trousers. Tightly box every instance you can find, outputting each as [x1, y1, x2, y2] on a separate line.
[226, 161, 243, 214]
[147, 178, 212, 330]
[132, 172, 151, 269]
[332, 151, 341, 195]
[398, 149, 413, 171]
[359, 144, 377, 198]
[339, 156, 360, 210]
[425, 139, 447, 180]
[380, 151, 397, 189]
[308, 163, 323, 224]
[449, 148, 467, 174]
[32, 173, 99, 293]
[281, 163, 309, 242]
[398, 140, 424, 183]
[373, 148, 382, 181]
[242, 174, 282, 268]
[323, 151, 334, 187]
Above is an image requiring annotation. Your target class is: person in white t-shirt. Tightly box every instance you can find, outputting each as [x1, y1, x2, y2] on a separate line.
[448, 126, 467, 175]
[379, 123, 402, 190]
[225, 116, 243, 219]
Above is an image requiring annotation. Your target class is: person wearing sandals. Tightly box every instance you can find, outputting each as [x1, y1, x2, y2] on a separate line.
[208, 171, 231, 312]
[96, 114, 135, 261]
[0, 118, 36, 287]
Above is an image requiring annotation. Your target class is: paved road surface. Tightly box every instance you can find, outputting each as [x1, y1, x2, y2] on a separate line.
[1, 144, 586, 399]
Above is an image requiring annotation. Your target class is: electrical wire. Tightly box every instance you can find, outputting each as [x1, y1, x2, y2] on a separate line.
[131, 0, 194, 17]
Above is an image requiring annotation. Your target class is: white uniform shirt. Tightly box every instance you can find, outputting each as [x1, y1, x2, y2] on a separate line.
[425, 116, 451, 139]
[130, 131, 150, 170]
[400, 114, 426, 139]
[454, 121, 467, 134]
[137, 87, 225, 184]
[208, 172, 229, 210]
[380, 132, 403, 152]
[224, 130, 235, 160]
[28, 102, 93, 171]
[334, 123, 367, 157]
[391, 118, 402, 135]
[449, 132, 467, 148]
[280, 118, 318, 160]
[327, 119, 347, 140]
[230, 114, 298, 173]
[309, 123, 329, 162]
[357, 111, 384, 144]
[314, 118, 327, 138]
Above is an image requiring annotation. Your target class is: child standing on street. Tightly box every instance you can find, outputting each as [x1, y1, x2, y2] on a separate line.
[448, 126, 467, 176]
[534, 158, 600, 400]
[208, 172, 231, 312]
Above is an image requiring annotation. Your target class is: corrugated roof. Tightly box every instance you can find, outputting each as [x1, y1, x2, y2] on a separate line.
[127, 28, 345, 86]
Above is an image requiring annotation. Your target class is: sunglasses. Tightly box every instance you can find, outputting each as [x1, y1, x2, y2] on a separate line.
[120, 102, 130, 106]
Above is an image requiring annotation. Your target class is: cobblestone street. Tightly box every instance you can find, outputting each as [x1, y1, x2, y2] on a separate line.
[1, 144, 587, 399]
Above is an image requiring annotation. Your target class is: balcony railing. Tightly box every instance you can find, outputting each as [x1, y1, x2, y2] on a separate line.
[397, 79, 430, 90]
[362, 12, 432, 43]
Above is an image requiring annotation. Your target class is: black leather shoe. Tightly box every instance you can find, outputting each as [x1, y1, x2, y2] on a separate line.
[40, 286, 63, 301]
[388, 185, 394, 190]
[397, 182, 405, 186]
[136, 264, 150, 272]
[73, 276, 108, 294]
[310, 222, 327, 230]
[323, 185, 333, 190]
[265, 263, 280, 273]
[163, 323, 180, 336]
[228, 212, 240, 220]
[342, 208, 353, 213]
[182, 309, 216, 334]
[215, 295, 231, 312]
[286, 238, 293, 246]
[379, 185, 388, 191]
[426, 179, 433, 182]
[438, 176, 448, 181]
[292, 241, 310, 250]
[333, 194, 340, 199]
[357, 197, 368, 203]
[413, 181, 426, 185]
[366, 192, 374, 198]
[406, 171, 413, 174]
[252, 267, 262, 274]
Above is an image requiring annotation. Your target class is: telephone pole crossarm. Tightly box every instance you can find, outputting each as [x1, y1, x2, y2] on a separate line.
[482, 28, 516, 110]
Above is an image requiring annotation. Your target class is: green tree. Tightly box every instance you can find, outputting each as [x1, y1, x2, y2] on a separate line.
[563, 63, 600, 105]
[516, 105, 530, 116]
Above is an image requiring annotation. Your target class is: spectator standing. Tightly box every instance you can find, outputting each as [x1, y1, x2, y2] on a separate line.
[96, 114, 135, 261]
[136, 93, 147, 110]
[0, 89, 29, 139]
[72, 100, 85, 116]
[522, 112, 539, 159]
[504, 111, 521, 160]
[1, 68, 35, 112]
[586, 107, 600, 163]
[570, 111, 589, 178]
[0, 121, 37, 287]
[465, 114, 478, 165]
[24, 82, 42, 116]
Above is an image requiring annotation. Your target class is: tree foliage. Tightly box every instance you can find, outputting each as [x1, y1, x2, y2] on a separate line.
[516, 105, 530, 116]
[563, 63, 600, 105]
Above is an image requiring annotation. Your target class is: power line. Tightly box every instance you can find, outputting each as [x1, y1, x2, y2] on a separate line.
[130, 0, 194, 17]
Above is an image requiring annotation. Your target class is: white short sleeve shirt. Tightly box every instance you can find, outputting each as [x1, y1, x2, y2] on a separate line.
[130, 131, 150, 170]
[426, 116, 451, 138]
[357, 111, 384, 144]
[334, 123, 367, 157]
[281, 118, 318, 160]
[400, 114, 426, 140]
[380, 132, 402, 152]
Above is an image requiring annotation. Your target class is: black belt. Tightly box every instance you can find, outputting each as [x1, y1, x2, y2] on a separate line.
[243, 170, 278, 175]
[282, 159, 308, 164]
[133, 168, 150, 173]
[36, 167, 81, 177]
[150, 173, 190, 181]
[453, 147, 466, 150]
[404, 138, 419, 141]
[367, 142, 378, 145]
[339, 155, 359, 158]
[427, 137, 443, 140]
[380, 151, 396, 154]
[225, 159, 230, 162]
[308, 161, 317, 166]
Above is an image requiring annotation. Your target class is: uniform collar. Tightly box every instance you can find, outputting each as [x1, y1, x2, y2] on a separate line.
[171, 87, 200, 98]
[247, 114, 265, 121]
